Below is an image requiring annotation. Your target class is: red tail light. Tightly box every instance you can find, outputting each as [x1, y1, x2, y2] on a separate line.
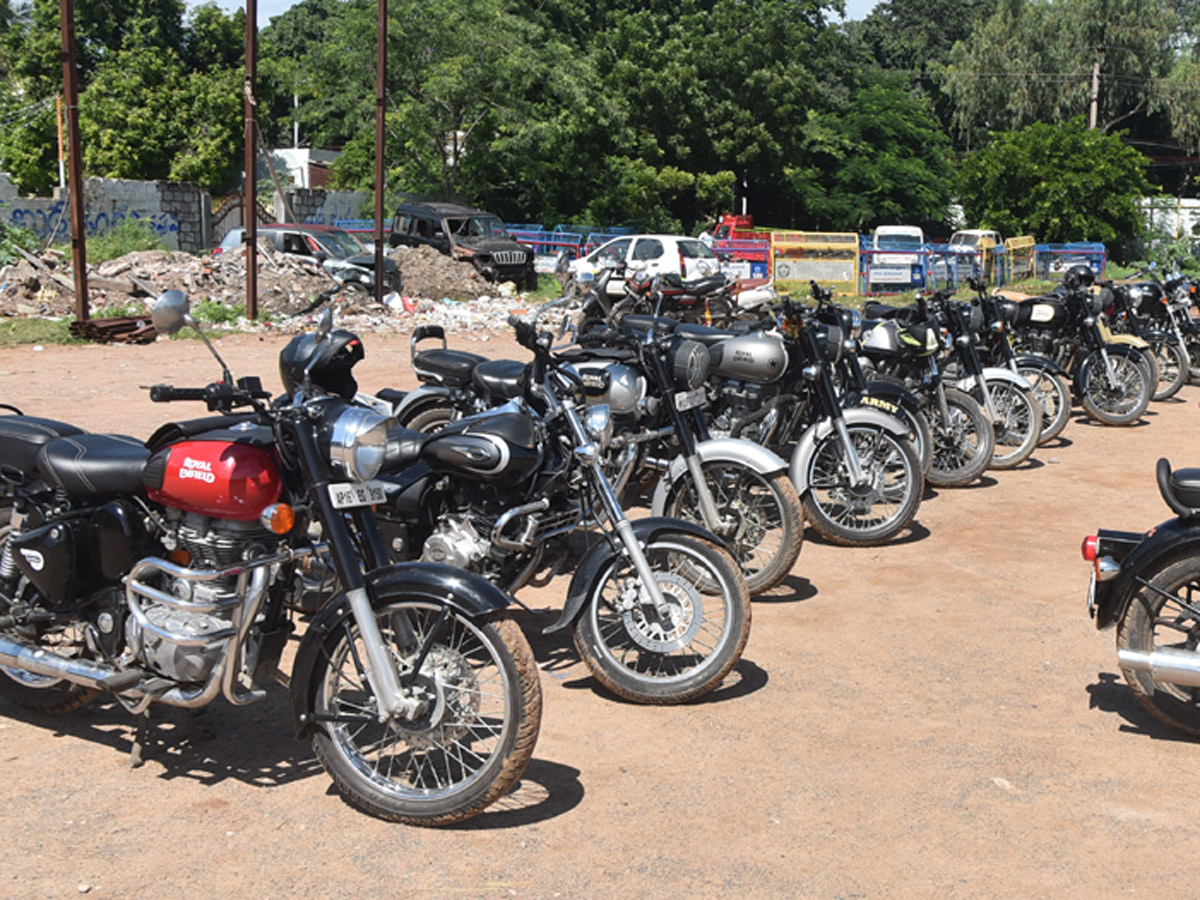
[1081, 534, 1099, 562]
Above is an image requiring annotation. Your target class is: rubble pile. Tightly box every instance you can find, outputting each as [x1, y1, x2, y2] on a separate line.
[0, 240, 545, 337]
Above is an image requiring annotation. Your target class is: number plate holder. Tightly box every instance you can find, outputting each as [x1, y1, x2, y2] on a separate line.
[675, 387, 707, 412]
[328, 481, 388, 509]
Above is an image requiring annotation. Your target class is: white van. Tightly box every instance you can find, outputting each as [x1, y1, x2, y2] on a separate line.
[867, 226, 926, 288]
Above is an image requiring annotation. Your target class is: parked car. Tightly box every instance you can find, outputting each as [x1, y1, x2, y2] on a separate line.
[866, 226, 927, 290]
[213, 223, 401, 292]
[567, 234, 723, 296]
[948, 229, 1002, 251]
[388, 200, 537, 289]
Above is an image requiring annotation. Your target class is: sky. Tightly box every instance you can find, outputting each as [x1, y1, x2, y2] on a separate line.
[204, 0, 880, 30]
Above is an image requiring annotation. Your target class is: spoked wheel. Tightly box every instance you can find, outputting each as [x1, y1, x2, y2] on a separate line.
[1184, 333, 1200, 384]
[401, 403, 456, 433]
[1016, 366, 1072, 444]
[983, 381, 1042, 469]
[1117, 557, 1200, 736]
[925, 387, 994, 487]
[661, 462, 804, 595]
[1080, 352, 1151, 425]
[1148, 337, 1188, 401]
[801, 423, 923, 546]
[310, 603, 541, 825]
[573, 534, 750, 704]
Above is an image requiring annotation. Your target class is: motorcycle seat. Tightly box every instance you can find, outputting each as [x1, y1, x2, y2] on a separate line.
[862, 301, 902, 320]
[383, 426, 434, 469]
[413, 348, 489, 387]
[472, 360, 526, 401]
[556, 345, 640, 364]
[679, 275, 728, 296]
[1169, 466, 1200, 510]
[37, 433, 150, 496]
[0, 415, 87, 479]
[673, 322, 750, 346]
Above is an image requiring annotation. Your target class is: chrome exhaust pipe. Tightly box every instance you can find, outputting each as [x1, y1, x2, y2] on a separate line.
[0, 633, 141, 693]
[1118, 647, 1200, 688]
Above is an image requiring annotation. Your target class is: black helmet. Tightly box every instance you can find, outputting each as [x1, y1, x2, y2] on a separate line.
[1063, 264, 1095, 291]
[278, 329, 364, 399]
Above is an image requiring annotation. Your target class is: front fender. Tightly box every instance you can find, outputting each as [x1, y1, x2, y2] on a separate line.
[545, 517, 723, 634]
[289, 561, 513, 738]
[1092, 518, 1200, 630]
[1013, 354, 1068, 378]
[955, 366, 1032, 393]
[649, 437, 788, 515]
[1074, 343, 1146, 396]
[855, 380, 926, 415]
[788, 408, 910, 494]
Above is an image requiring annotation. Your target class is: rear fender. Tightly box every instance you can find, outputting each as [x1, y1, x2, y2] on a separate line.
[389, 385, 454, 424]
[289, 561, 512, 738]
[649, 437, 789, 516]
[788, 408, 911, 494]
[1091, 519, 1200, 630]
[546, 517, 722, 634]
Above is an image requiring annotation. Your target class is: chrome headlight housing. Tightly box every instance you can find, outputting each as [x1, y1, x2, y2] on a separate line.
[327, 406, 393, 482]
[672, 339, 711, 390]
[583, 403, 614, 450]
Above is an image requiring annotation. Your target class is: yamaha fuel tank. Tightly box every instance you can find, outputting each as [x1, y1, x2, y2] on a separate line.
[708, 333, 787, 384]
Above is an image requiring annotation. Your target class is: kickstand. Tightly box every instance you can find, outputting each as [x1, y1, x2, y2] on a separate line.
[129, 709, 152, 769]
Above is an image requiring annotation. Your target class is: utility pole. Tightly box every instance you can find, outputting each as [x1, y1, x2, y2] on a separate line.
[374, 0, 387, 304]
[244, 0, 258, 319]
[58, 0, 88, 320]
[1089, 59, 1101, 130]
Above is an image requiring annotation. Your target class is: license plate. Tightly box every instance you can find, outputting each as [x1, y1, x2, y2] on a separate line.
[675, 387, 707, 411]
[329, 481, 387, 509]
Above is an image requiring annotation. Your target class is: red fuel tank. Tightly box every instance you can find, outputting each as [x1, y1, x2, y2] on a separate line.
[145, 439, 283, 521]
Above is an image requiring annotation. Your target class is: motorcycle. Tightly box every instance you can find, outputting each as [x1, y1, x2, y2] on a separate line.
[1009, 264, 1153, 426]
[378, 312, 800, 597]
[1103, 276, 1189, 401]
[1084, 458, 1200, 736]
[369, 316, 752, 704]
[0, 292, 542, 826]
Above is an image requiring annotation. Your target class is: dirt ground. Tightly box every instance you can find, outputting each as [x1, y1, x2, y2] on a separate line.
[2, 326, 1200, 899]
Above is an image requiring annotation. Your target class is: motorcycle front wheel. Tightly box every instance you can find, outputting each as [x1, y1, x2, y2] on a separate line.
[1149, 337, 1188, 401]
[1015, 366, 1072, 444]
[801, 423, 923, 546]
[1183, 332, 1200, 384]
[661, 463, 804, 595]
[983, 381, 1042, 470]
[1080, 352, 1151, 425]
[310, 604, 541, 826]
[573, 534, 750, 704]
[1117, 556, 1200, 736]
[925, 387, 994, 488]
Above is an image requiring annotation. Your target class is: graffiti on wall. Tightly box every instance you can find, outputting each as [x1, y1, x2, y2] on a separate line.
[3, 202, 179, 243]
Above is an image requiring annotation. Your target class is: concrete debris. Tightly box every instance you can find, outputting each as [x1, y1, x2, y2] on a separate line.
[0, 241, 551, 339]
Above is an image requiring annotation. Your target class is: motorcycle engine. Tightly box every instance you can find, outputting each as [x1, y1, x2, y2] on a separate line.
[711, 380, 777, 438]
[421, 514, 491, 571]
[125, 513, 279, 683]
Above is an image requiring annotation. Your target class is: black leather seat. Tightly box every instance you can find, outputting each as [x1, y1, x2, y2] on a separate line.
[37, 433, 149, 496]
[1170, 467, 1200, 510]
[619, 314, 679, 336]
[673, 322, 742, 347]
[412, 348, 488, 387]
[472, 360, 525, 401]
[0, 415, 87, 479]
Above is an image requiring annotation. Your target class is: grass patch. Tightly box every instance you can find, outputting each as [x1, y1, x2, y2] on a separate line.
[0, 317, 84, 346]
[86, 218, 168, 263]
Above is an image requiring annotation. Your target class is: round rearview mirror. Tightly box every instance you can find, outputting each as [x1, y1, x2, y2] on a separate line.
[152, 290, 190, 336]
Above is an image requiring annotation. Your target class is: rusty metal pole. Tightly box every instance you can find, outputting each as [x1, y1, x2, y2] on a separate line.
[244, 0, 258, 319]
[59, 0, 88, 320]
[373, 0, 387, 304]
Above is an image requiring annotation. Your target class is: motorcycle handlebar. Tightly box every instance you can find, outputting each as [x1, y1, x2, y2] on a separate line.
[148, 384, 210, 403]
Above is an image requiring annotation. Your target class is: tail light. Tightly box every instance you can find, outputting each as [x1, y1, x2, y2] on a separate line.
[679, 246, 686, 280]
[1081, 534, 1099, 562]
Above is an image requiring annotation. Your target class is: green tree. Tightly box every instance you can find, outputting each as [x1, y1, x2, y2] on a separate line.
[956, 117, 1154, 252]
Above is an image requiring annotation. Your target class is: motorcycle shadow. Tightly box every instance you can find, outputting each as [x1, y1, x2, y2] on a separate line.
[0, 686, 324, 787]
[751, 572, 817, 605]
[923, 476, 998, 500]
[1070, 412, 1153, 428]
[437, 758, 586, 830]
[803, 520, 931, 548]
[1086, 671, 1200, 743]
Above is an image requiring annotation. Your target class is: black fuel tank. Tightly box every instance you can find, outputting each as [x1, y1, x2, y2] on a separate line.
[421, 410, 543, 481]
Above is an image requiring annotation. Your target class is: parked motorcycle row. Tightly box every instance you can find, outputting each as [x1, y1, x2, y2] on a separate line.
[1, 257, 1197, 827]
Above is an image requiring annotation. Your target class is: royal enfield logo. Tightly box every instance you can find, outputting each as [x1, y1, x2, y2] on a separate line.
[179, 456, 216, 484]
[19, 549, 44, 571]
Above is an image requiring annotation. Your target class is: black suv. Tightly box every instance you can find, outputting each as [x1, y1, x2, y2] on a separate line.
[389, 201, 537, 289]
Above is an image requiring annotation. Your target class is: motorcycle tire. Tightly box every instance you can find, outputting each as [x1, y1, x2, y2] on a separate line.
[1079, 351, 1151, 426]
[1149, 337, 1188, 401]
[1184, 333, 1200, 384]
[1015, 366, 1072, 444]
[661, 463, 804, 595]
[401, 403, 456, 434]
[801, 423, 923, 546]
[1116, 555, 1200, 737]
[0, 510, 100, 714]
[925, 387, 994, 488]
[310, 603, 541, 826]
[573, 534, 750, 704]
[983, 381, 1042, 470]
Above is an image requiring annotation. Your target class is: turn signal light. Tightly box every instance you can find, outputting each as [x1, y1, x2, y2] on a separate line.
[1081, 534, 1099, 562]
[261, 503, 296, 535]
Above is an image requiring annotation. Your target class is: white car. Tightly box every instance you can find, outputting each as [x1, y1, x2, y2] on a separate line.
[568, 234, 722, 296]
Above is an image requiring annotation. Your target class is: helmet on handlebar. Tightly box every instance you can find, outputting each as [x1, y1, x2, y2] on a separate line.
[1063, 264, 1096, 291]
[278, 329, 364, 399]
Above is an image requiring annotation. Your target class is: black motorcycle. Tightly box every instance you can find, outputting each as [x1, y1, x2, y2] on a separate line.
[1085, 459, 1200, 736]
[370, 317, 752, 704]
[0, 292, 542, 826]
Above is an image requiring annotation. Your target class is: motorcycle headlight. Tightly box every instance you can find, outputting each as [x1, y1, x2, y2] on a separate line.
[583, 403, 614, 450]
[672, 339, 710, 390]
[327, 406, 393, 482]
